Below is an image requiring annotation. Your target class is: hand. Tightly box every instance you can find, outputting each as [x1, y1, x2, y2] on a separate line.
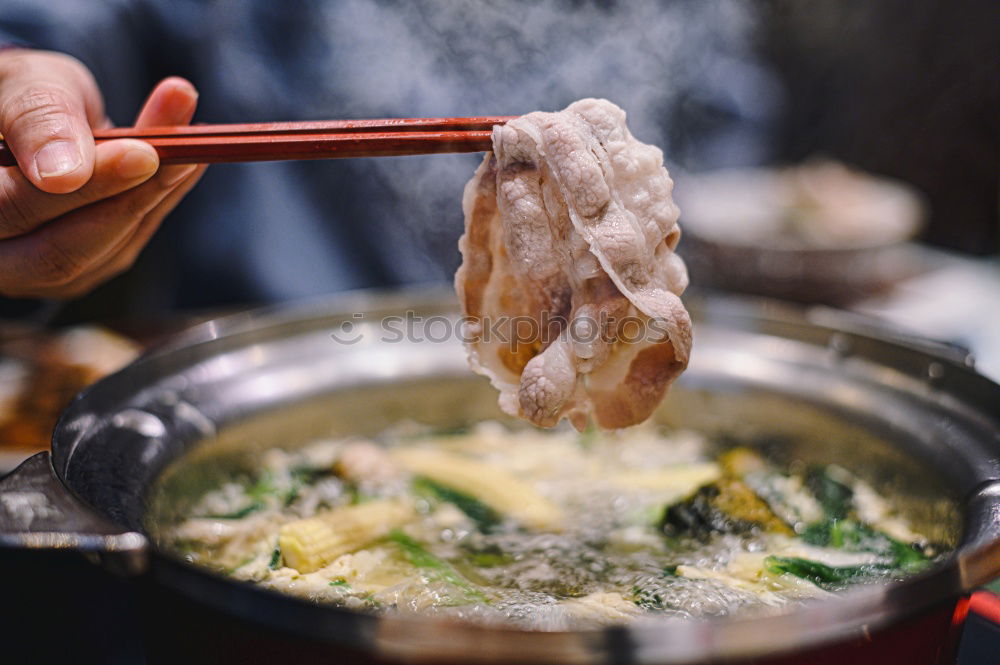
[0, 49, 206, 299]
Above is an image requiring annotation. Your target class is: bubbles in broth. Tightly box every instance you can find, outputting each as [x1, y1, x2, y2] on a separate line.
[163, 422, 941, 629]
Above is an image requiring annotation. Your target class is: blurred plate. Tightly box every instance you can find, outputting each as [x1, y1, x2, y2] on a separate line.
[676, 161, 925, 304]
[0, 324, 141, 473]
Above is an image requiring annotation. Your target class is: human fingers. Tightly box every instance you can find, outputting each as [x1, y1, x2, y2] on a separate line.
[0, 138, 159, 239]
[133, 76, 200, 185]
[54, 165, 207, 298]
[0, 50, 105, 193]
[0, 165, 195, 298]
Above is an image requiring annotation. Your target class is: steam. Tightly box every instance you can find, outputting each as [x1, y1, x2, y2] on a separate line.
[314, 1, 764, 148]
[265, 1, 775, 286]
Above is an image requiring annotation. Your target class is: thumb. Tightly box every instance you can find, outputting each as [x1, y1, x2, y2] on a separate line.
[0, 52, 103, 193]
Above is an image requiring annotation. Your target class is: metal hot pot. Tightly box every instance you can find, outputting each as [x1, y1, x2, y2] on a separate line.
[1, 289, 999, 664]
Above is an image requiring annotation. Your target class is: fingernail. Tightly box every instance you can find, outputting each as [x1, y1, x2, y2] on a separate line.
[160, 164, 197, 187]
[116, 147, 158, 179]
[35, 140, 82, 178]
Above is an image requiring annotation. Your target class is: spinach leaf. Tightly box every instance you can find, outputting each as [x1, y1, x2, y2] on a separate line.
[268, 546, 282, 570]
[387, 529, 486, 602]
[800, 519, 930, 574]
[208, 501, 264, 520]
[805, 467, 853, 520]
[765, 555, 875, 589]
[413, 476, 501, 531]
[632, 585, 669, 610]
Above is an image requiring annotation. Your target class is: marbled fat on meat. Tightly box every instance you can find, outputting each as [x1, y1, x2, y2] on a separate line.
[456, 99, 692, 430]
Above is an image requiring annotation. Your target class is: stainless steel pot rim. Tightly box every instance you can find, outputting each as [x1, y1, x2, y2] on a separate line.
[38, 288, 1000, 662]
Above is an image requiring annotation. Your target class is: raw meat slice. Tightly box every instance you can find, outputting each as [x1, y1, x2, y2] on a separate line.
[456, 99, 691, 429]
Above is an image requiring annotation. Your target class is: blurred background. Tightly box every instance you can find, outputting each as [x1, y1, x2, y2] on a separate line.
[0, 0, 994, 315]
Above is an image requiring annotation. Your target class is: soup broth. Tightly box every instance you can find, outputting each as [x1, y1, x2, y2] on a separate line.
[164, 422, 941, 629]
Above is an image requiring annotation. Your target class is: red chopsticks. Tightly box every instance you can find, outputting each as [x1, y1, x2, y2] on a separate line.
[0, 116, 515, 168]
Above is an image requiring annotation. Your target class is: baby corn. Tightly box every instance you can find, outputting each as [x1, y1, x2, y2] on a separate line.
[279, 499, 413, 573]
[391, 448, 563, 530]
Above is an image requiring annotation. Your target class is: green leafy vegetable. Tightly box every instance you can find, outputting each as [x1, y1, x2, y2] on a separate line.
[765, 556, 876, 589]
[387, 529, 486, 602]
[432, 424, 472, 437]
[395, 425, 470, 441]
[284, 465, 332, 506]
[800, 466, 931, 574]
[268, 546, 282, 570]
[329, 579, 350, 588]
[632, 579, 679, 611]
[208, 501, 264, 520]
[889, 539, 931, 571]
[209, 469, 288, 518]
[632, 585, 667, 610]
[413, 476, 502, 531]
[247, 471, 278, 502]
[802, 518, 846, 548]
[806, 467, 853, 520]
[801, 519, 930, 572]
[469, 551, 510, 568]
[632, 567, 680, 610]
[290, 465, 328, 484]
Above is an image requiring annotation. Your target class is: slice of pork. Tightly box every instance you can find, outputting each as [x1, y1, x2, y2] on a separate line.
[456, 98, 691, 430]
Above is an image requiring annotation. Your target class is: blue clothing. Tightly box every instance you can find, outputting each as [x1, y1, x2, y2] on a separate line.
[0, 0, 774, 310]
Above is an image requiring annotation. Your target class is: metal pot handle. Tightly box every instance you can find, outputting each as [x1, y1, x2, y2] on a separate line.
[0, 452, 148, 575]
[959, 481, 1000, 591]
